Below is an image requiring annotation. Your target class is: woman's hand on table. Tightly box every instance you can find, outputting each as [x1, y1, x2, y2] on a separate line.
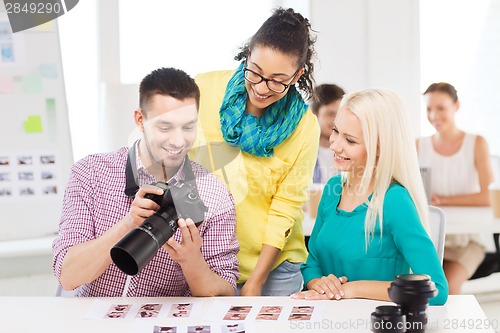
[291, 275, 348, 300]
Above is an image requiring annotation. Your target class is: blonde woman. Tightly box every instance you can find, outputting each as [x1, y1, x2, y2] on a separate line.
[292, 88, 448, 305]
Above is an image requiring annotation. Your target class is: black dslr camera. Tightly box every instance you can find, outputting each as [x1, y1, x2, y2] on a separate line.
[111, 180, 207, 276]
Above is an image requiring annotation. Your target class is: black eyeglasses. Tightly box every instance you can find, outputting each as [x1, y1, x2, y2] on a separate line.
[243, 65, 300, 93]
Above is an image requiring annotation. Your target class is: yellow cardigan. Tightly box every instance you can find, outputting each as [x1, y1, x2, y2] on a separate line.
[190, 70, 320, 283]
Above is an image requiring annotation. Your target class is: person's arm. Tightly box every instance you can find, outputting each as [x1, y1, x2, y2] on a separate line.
[163, 185, 239, 297]
[164, 219, 235, 296]
[240, 245, 281, 295]
[294, 279, 391, 301]
[294, 178, 363, 301]
[300, 180, 329, 286]
[242, 113, 320, 296]
[59, 185, 164, 290]
[59, 215, 133, 290]
[433, 135, 493, 206]
[389, 187, 448, 305]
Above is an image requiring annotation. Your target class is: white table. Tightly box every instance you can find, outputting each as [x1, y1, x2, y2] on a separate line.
[440, 207, 500, 234]
[0, 295, 495, 333]
[303, 206, 500, 236]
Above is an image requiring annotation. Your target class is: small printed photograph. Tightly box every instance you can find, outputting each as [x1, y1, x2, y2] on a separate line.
[223, 312, 249, 321]
[104, 303, 131, 319]
[18, 172, 34, 181]
[104, 311, 127, 319]
[223, 305, 252, 321]
[167, 303, 193, 318]
[168, 310, 190, 318]
[110, 304, 131, 312]
[136, 310, 158, 318]
[40, 155, 56, 164]
[17, 156, 33, 165]
[19, 187, 35, 196]
[288, 313, 312, 321]
[42, 186, 57, 195]
[0, 157, 9, 166]
[0, 172, 10, 181]
[291, 306, 314, 313]
[153, 326, 177, 333]
[227, 306, 252, 313]
[41, 171, 54, 180]
[140, 303, 162, 311]
[172, 303, 193, 311]
[255, 312, 280, 320]
[0, 188, 12, 196]
[259, 305, 282, 313]
[221, 323, 246, 333]
[187, 325, 211, 333]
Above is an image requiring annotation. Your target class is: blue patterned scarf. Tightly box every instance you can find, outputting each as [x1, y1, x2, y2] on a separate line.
[219, 63, 308, 157]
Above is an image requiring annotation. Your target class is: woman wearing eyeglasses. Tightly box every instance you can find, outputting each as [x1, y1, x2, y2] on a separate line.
[190, 7, 319, 296]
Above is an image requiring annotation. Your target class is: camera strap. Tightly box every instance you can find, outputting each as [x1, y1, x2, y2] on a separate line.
[124, 140, 198, 198]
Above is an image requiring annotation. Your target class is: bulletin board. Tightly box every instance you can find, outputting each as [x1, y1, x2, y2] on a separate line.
[0, 15, 73, 241]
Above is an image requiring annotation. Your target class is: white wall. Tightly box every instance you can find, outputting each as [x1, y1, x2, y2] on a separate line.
[311, 0, 421, 134]
[81, 0, 423, 153]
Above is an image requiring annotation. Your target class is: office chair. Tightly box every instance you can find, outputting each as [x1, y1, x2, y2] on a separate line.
[470, 154, 500, 279]
[428, 205, 446, 264]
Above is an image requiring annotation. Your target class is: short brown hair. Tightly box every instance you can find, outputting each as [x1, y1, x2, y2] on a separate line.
[310, 84, 345, 114]
[139, 67, 200, 114]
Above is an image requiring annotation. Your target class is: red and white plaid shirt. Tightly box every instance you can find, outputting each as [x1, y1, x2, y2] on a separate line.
[52, 145, 239, 297]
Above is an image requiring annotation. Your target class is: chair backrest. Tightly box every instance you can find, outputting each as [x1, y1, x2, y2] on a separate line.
[491, 155, 500, 183]
[428, 205, 446, 264]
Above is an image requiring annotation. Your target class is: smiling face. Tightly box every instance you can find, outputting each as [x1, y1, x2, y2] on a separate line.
[425, 91, 459, 133]
[329, 106, 367, 179]
[244, 45, 303, 117]
[135, 94, 198, 180]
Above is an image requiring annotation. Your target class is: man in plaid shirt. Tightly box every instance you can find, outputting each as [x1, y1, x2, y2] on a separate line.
[52, 68, 239, 297]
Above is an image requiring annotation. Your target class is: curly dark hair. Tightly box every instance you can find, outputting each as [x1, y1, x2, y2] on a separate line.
[234, 7, 317, 98]
[139, 67, 200, 115]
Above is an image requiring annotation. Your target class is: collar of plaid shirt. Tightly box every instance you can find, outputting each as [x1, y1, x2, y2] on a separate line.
[124, 140, 196, 198]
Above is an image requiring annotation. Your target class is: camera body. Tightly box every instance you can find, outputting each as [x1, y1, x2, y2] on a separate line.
[111, 180, 207, 276]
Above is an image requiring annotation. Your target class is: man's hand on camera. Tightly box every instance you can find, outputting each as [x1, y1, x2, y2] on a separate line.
[126, 185, 164, 229]
[163, 218, 203, 266]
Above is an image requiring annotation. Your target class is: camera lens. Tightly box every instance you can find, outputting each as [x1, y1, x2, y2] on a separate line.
[388, 274, 437, 333]
[111, 206, 177, 275]
[371, 305, 405, 333]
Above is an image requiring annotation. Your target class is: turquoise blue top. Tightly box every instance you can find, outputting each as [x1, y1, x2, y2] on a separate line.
[301, 175, 448, 305]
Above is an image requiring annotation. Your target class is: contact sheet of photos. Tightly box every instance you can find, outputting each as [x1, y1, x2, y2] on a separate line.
[86, 300, 324, 333]
[86, 300, 203, 320]
[0, 152, 60, 199]
[88, 300, 255, 333]
[144, 322, 250, 333]
[205, 300, 324, 323]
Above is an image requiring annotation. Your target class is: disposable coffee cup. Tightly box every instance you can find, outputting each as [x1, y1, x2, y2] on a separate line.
[307, 183, 324, 219]
[489, 183, 500, 218]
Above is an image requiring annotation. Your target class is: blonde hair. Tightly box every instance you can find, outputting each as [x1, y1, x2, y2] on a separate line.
[340, 88, 429, 247]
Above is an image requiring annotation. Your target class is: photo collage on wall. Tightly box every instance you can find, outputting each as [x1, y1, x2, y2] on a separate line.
[0, 151, 60, 199]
